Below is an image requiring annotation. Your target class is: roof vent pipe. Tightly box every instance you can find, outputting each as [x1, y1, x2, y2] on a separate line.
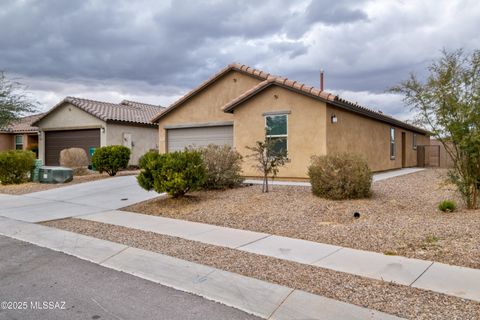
[320, 70, 324, 91]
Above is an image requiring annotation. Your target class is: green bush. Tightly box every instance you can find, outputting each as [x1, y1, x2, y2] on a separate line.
[438, 200, 456, 212]
[197, 144, 243, 189]
[0, 150, 36, 184]
[308, 153, 372, 200]
[91, 145, 131, 176]
[137, 150, 206, 198]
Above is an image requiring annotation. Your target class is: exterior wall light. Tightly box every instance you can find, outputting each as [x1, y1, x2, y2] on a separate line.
[331, 114, 338, 123]
[101, 127, 105, 133]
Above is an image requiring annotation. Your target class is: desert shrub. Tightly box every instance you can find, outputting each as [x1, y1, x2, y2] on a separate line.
[0, 150, 36, 184]
[137, 150, 205, 198]
[91, 145, 131, 176]
[197, 144, 243, 189]
[438, 200, 456, 212]
[308, 153, 372, 200]
[60, 147, 89, 175]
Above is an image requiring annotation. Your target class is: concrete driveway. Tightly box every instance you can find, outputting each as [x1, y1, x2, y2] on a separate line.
[0, 176, 160, 223]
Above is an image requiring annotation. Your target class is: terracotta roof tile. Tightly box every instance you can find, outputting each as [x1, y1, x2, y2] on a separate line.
[33, 97, 164, 126]
[151, 62, 427, 134]
[220, 70, 427, 134]
[0, 113, 44, 133]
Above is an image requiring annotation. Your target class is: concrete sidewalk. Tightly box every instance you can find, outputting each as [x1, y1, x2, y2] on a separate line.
[244, 167, 425, 186]
[0, 175, 159, 222]
[81, 210, 480, 302]
[0, 216, 401, 320]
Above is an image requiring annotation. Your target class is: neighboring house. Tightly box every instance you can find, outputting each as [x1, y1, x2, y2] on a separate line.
[152, 63, 430, 179]
[0, 113, 44, 154]
[32, 97, 163, 166]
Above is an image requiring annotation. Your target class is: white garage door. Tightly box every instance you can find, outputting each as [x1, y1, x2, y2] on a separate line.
[167, 125, 233, 152]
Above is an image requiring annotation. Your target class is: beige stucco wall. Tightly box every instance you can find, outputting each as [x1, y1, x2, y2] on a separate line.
[233, 86, 327, 179]
[157, 70, 262, 152]
[326, 106, 429, 172]
[0, 133, 13, 151]
[106, 123, 158, 165]
[36, 103, 107, 163]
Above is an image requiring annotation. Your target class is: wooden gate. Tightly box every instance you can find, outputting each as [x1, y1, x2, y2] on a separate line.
[417, 145, 441, 167]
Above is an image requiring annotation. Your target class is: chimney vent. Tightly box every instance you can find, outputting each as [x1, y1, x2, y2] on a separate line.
[320, 70, 324, 91]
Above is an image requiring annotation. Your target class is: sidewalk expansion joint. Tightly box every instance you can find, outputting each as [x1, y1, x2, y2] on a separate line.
[235, 234, 272, 249]
[408, 261, 435, 287]
[266, 288, 296, 320]
[310, 247, 344, 264]
[98, 246, 130, 265]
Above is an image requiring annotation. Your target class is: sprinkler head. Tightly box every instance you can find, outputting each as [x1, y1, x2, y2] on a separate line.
[353, 212, 360, 219]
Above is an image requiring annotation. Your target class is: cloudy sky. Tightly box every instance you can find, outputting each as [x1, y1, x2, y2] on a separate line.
[1, 0, 479, 120]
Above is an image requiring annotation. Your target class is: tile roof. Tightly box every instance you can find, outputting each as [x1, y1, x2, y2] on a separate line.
[0, 113, 44, 133]
[33, 97, 164, 126]
[221, 74, 428, 134]
[151, 63, 274, 122]
[152, 63, 427, 134]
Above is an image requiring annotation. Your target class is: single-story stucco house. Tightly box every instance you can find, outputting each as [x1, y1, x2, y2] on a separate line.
[0, 113, 43, 154]
[151, 63, 430, 179]
[32, 97, 163, 166]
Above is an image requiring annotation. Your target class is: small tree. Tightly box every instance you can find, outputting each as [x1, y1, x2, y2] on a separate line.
[391, 49, 480, 208]
[0, 71, 38, 129]
[246, 134, 288, 193]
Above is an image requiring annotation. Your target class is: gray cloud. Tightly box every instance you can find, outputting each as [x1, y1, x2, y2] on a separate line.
[306, 0, 369, 25]
[0, 0, 479, 118]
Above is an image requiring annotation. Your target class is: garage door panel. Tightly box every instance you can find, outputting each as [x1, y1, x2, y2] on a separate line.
[167, 126, 233, 152]
[45, 129, 100, 165]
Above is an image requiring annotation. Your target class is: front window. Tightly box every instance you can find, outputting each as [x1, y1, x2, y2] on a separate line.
[15, 135, 23, 150]
[413, 133, 417, 150]
[390, 128, 395, 159]
[265, 114, 287, 155]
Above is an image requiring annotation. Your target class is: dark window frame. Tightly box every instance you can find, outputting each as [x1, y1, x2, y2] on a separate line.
[390, 128, 396, 160]
[265, 113, 288, 155]
[15, 135, 23, 150]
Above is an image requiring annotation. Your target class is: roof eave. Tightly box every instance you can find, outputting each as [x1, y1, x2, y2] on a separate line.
[152, 64, 270, 123]
[223, 82, 429, 135]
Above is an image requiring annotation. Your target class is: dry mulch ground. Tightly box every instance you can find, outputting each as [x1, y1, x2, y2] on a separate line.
[42, 219, 480, 320]
[0, 170, 139, 195]
[124, 169, 480, 269]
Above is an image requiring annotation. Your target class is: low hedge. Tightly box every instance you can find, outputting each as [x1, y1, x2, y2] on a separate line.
[137, 150, 206, 198]
[308, 153, 372, 200]
[91, 145, 131, 176]
[0, 150, 36, 184]
[197, 144, 243, 189]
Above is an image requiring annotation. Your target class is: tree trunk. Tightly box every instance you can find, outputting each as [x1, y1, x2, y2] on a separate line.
[264, 173, 269, 193]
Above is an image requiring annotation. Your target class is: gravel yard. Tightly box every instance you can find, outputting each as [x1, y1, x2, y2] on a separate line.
[123, 169, 480, 269]
[42, 218, 480, 320]
[0, 170, 139, 195]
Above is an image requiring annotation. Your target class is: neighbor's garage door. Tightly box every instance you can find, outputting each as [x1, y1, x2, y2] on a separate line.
[45, 129, 101, 165]
[167, 126, 233, 152]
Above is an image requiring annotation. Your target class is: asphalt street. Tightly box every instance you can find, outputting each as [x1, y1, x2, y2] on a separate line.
[0, 235, 260, 320]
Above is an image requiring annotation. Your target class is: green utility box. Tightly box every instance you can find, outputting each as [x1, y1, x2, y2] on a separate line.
[89, 147, 96, 170]
[39, 166, 73, 184]
[31, 159, 43, 182]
